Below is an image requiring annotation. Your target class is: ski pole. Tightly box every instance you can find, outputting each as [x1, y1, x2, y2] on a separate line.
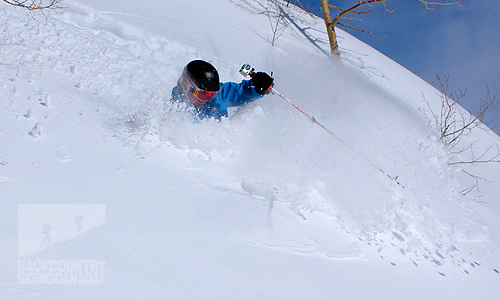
[270, 87, 338, 138]
[271, 86, 354, 150]
[239, 64, 337, 138]
[273, 86, 403, 186]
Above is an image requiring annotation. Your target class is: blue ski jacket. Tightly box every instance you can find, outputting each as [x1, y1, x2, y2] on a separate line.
[171, 79, 263, 120]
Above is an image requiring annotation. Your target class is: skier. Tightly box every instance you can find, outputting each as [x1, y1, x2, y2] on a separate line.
[171, 60, 274, 120]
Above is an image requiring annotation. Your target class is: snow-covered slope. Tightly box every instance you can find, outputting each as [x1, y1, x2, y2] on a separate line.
[1, 0, 500, 299]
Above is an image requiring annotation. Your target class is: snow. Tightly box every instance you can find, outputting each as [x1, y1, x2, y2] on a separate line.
[1, 0, 500, 299]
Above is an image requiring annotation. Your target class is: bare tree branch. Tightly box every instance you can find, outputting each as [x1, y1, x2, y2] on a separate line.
[424, 73, 499, 149]
[459, 169, 490, 197]
[337, 21, 387, 39]
[266, 1, 289, 46]
[328, 3, 371, 15]
[450, 144, 500, 166]
[320, 0, 464, 55]
[2, 0, 62, 11]
[424, 74, 499, 195]
[419, 0, 464, 10]
[333, 0, 386, 25]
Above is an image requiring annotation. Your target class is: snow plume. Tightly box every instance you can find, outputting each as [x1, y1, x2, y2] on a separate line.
[154, 54, 485, 264]
[70, 25, 486, 264]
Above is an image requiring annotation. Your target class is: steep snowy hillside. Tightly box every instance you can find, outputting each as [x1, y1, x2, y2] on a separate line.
[1, 0, 500, 299]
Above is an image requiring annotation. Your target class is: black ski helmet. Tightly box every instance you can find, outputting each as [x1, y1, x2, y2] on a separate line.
[182, 60, 220, 92]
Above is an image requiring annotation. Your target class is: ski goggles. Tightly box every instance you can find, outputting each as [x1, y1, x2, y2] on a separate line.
[188, 86, 217, 101]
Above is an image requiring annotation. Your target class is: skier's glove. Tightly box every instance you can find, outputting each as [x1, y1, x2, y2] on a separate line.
[252, 72, 274, 95]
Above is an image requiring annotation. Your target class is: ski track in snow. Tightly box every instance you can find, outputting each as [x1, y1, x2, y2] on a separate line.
[1, 0, 500, 298]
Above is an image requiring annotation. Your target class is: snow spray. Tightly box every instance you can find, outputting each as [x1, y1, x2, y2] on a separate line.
[239, 64, 404, 188]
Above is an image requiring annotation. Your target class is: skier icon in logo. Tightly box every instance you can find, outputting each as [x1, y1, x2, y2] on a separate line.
[41, 223, 52, 247]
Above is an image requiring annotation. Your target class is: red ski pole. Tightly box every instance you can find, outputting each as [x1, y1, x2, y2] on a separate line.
[239, 64, 337, 138]
[270, 87, 337, 138]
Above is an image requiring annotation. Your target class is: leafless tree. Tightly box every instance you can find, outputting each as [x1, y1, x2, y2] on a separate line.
[425, 74, 500, 195]
[320, 0, 463, 55]
[266, 0, 289, 46]
[2, 0, 62, 11]
[261, 0, 318, 48]
[426, 74, 499, 149]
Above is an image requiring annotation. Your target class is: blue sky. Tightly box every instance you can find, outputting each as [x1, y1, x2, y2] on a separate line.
[296, 0, 500, 136]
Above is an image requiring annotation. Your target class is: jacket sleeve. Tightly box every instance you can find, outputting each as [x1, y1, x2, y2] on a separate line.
[219, 79, 263, 107]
